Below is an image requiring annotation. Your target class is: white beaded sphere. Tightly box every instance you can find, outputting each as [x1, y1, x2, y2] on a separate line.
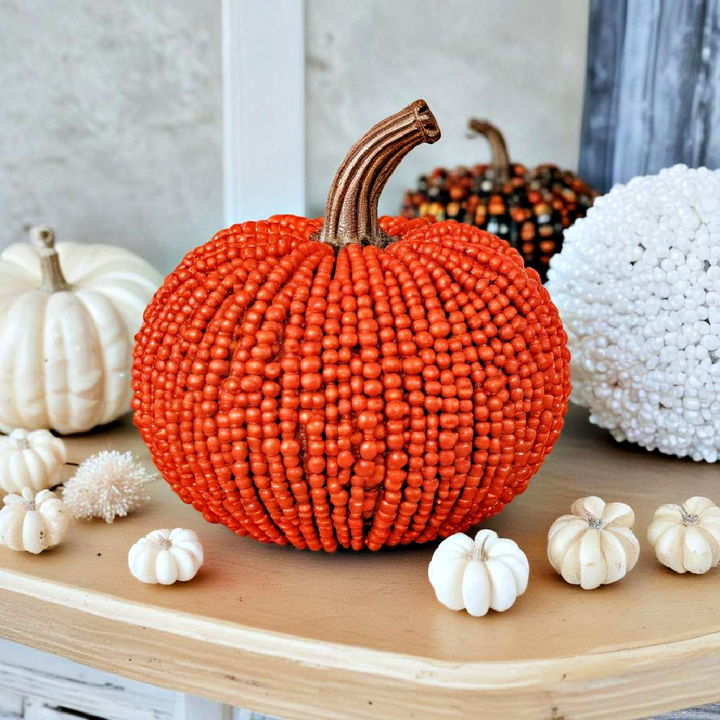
[547, 165, 720, 463]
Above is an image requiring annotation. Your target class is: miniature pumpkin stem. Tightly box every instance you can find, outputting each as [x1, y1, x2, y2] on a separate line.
[21, 487, 36, 511]
[29, 226, 70, 293]
[318, 99, 440, 250]
[468, 118, 511, 184]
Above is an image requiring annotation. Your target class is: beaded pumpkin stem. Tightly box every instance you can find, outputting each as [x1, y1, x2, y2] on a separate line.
[29, 225, 69, 292]
[318, 99, 440, 250]
[468, 118, 511, 184]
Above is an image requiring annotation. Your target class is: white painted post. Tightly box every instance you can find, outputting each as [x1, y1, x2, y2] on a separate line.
[222, 0, 306, 226]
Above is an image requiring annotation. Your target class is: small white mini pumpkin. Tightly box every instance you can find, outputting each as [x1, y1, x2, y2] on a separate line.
[548, 496, 640, 590]
[647, 496, 720, 574]
[128, 528, 204, 585]
[0, 487, 70, 553]
[0, 428, 67, 494]
[428, 529, 529, 617]
[0, 226, 161, 434]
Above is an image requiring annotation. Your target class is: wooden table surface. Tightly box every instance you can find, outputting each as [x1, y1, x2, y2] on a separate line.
[0, 405, 718, 720]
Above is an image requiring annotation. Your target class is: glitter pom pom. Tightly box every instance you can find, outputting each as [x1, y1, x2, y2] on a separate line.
[547, 165, 720, 462]
[63, 450, 152, 523]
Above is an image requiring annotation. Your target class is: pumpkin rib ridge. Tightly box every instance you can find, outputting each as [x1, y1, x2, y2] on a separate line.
[382, 242, 452, 546]
[185, 232, 300, 544]
[275, 244, 333, 550]
[376, 249, 417, 546]
[398, 242, 473, 543]
[71, 291, 108, 430]
[375, 240, 412, 548]
[247, 240, 333, 550]
[1, 293, 44, 431]
[191, 272, 278, 543]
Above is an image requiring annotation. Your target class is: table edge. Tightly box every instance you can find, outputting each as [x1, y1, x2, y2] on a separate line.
[2, 565, 718, 691]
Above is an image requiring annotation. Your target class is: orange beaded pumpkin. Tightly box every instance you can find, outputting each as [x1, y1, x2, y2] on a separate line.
[132, 101, 571, 552]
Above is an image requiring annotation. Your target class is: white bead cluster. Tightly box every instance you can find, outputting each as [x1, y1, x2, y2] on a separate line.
[547, 165, 720, 462]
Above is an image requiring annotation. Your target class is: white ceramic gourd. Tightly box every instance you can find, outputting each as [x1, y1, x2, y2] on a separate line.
[647, 496, 720, 574]
[428, 529, 529, 617]
[128, 528, 204, 585]
[547, 496, 640, 590]
[0, 226, 161, 434]
[0, 487, 70, 553]
[0, 429, 67, 494]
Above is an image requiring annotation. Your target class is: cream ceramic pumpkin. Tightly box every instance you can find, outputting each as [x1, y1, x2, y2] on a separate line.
[0, 487, 70, 553]
[0, 226, 161, 434]
[647, 496, 720, 574]
[128, 528, 204, 585]
[0, 428, 67, 494]
[547, 496, 640, 590]
[428, 529, 529, 617]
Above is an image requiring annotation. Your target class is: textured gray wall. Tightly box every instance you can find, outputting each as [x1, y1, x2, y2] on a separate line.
[305, 0, 590, 216]
[580, 0, 720, 192]
[1, 0, 589, 272]
[0, 0, 223, 273]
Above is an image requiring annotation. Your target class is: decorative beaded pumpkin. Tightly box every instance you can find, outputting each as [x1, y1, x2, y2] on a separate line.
[401, 119, 596, 282]
[132, 101, 571, 552]
[547, 165, 720, 462]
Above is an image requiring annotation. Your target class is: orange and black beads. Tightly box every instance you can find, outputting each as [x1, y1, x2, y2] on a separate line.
[401, 163, 596, 282]
[132, 215, 570, 551]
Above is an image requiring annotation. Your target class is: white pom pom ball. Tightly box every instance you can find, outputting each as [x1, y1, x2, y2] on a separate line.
[63, 450, 151, 522]
[547, 165, 720, 462]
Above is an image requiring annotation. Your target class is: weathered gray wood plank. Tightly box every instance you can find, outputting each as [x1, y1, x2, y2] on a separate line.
[654, 703, 720, 719]
[580, 0, 720, 191]
[579, 0, 627, 191]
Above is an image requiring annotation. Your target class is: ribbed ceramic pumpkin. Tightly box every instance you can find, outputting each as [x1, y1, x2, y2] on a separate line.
[401, 119, 596, 282]
[0, 227, 161, 434]
[132, 101, 571, 552]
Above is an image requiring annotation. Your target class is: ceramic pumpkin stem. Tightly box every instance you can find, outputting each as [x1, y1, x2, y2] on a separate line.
[318, 99, 440, 250]
[29, 226, 69, 292]
[468, 118, 511, 184]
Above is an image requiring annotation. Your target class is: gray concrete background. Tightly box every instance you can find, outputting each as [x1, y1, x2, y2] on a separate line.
[306, 0, 590, 216]
[0, 0, 222, 273]
[0, 0, 589, 271]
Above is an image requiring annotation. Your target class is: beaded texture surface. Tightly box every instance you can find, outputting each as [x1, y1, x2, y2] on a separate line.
[132, 216, 570, 551]
[547, 165, 720, 462]
[401, 164, 596, 282]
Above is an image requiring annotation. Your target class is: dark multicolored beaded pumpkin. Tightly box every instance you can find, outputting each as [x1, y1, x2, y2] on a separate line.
[401, 119, 597, 282]
[132, 102, 571, 552]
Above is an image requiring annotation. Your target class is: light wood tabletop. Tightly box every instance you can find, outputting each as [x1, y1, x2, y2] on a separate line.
[0, 405, 717, 720]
